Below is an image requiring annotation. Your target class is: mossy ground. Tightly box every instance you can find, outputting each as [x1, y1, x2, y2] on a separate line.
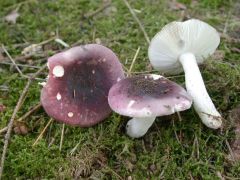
[0, 0, 240, 179]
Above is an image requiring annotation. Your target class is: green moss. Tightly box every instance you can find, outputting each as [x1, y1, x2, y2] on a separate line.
[4, 136, 66, 179]
[0, 0, 240, 179]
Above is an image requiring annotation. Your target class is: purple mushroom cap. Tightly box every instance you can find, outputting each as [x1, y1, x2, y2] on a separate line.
[41, 44, 125, 127]
[108, 74, 192, 118]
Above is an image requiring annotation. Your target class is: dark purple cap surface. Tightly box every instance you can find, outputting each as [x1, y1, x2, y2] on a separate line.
[108, 74, 192, 118]
[41, 44, 125, 127]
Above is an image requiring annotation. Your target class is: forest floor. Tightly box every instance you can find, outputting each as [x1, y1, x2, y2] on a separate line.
[0, 0, 240, 179]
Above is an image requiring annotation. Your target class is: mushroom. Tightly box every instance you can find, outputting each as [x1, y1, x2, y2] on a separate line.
[41, 44, 125, 127]
[108, 74, 192, 138]
[148, 19, 222, 129]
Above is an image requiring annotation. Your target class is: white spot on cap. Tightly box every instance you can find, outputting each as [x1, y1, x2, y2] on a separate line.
[174, 104, 183, 111]
[127, 100, 135, 109]
[175, 100, 192, 111]
[150, 74, 162, 80]
[38, 82, 46, 87]
[102, 58, 106, 62]
[68, 112, 74, 117]
[56, 93, 61, 100]
[125, 105, 153, 117]
[53, 65, 64, 77]
[141, 108, 152, 117]
[92, 70, 95, 74]
[144, 76, 148, 79]
[117, 77, 121, 82]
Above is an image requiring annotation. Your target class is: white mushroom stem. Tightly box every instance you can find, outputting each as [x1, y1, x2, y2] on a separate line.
[126, 117, 155, 138]
[179, 53, 222, 129]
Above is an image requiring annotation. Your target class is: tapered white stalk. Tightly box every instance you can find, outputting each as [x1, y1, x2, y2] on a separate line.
[126, 117, 156, 138]
[179, 53, 222, 129]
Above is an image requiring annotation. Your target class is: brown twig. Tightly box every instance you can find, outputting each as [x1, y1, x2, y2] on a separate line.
[195, 135, 199, 159]
[216, 171, 225, 180]
[0, 127, 8, 135]
[191, 134, 199, 159]
[97, 160, 124, 180]
[0, 103, 41, 135]
[1, 36, 59, 64]
[84, 1, 111, 18]
[37, 37, 56, 46]
[1, 43, 30, 50]
[127, 47, 140, 76]
[131, 70, 158, 74]
[4, 0, 36, 10]
[222, 8, 233, 35]
[1, 45, 25, 78]
[0, 64, 47, 179]
[59, 124, 65, 151]
[166, 74, 185, 79]
[0, 61, 41, 69]
[176, 111, 182, 122]
[32, 118, 53, 146]
[176, 111, 183, 142]
[122, 63, 129, 71]
[172, 120, 181, 144]
[225, 139, 236, 163]
[189, 172, 194, 180]
[122, 0, 150, 44]
[212, 60, 238, 68]
[1, 54, 47, 63]
[48, 137, 55, 148]
[18, 103, 42, 121]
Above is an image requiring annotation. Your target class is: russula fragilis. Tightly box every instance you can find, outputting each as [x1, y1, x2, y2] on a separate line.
[148, 19, 222, 129]
[41, 44, 125, 127]
[108, 74, 192, 138]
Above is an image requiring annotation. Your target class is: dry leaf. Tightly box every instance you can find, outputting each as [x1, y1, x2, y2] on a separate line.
[229, 105, 240, 127]
[146, 63, 153, 71]
[95, 38, 101, 44]
[124, 160, 134, 172]
[58, 147, 106, 178]
[127, 176, 133, 180]
[22, 44, 42, 56]
[231, 141, 240, 161]
[55, 38, 69, 48]
[5, 9, 20, 24]
[149, 164, 157, 172]
[212, 50, 225, 61]
[0, 51, 5, 62]
[231, 47, 240, 53]
[103, 5, 117, 16]
[0, 104, 6, 112]
[229, 106, 240, 161]
[191, 0, 199, 6]
[168, 0, 187, 11]
[13, 121, 29, 135]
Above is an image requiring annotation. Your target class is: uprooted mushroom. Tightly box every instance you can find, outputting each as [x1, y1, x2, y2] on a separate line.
[148, 19, 222, 129]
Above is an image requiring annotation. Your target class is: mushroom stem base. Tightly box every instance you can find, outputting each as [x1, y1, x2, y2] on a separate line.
[126, 117, 156, 138]
[179, 52, 222, 129]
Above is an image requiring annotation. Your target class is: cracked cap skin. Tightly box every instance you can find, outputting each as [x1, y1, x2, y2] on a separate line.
[41, 44, 125, 127]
